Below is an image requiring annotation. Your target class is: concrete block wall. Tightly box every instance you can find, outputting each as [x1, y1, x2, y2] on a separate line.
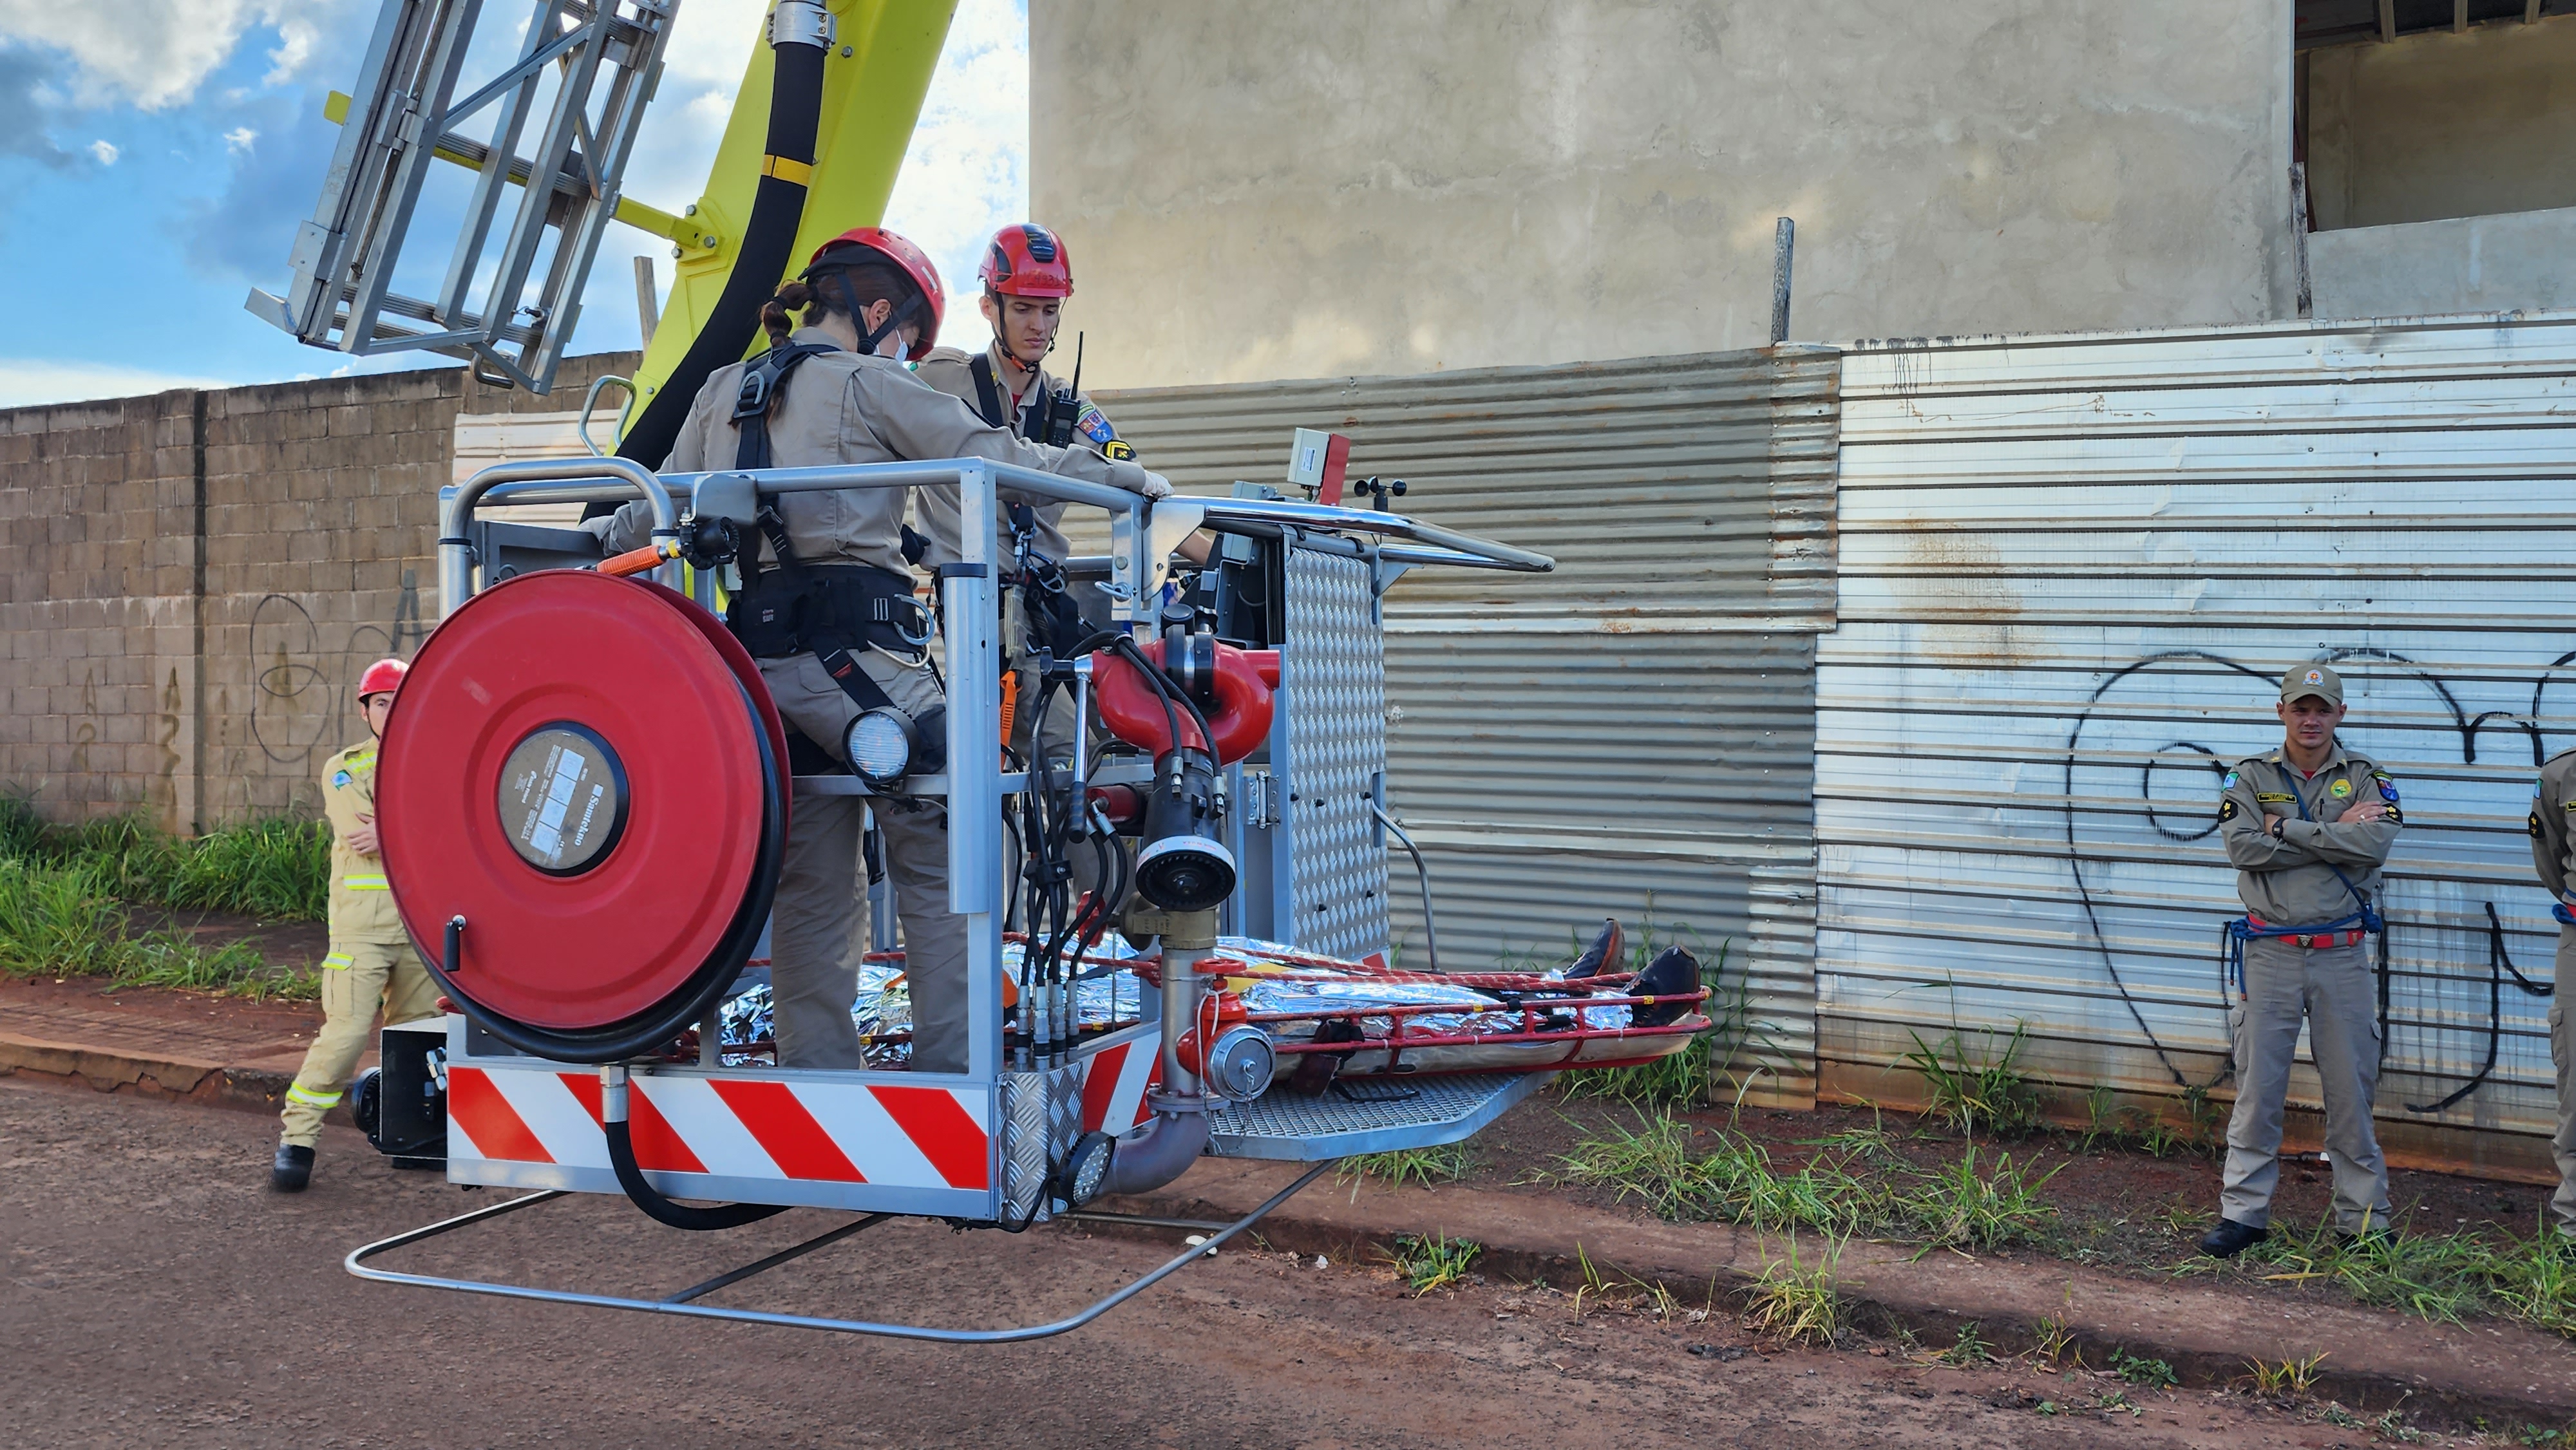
[0, 352, 638, 833]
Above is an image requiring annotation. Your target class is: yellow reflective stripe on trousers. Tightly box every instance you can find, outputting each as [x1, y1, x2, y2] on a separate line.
[285, 1083, 343, 1107]
[343, 874, 389, 890]
[320, 952, 354, 970]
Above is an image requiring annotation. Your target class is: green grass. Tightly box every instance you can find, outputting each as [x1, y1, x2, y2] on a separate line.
[1895, 1022, 2045, 1139]
[1382, 1233, 1481, 1295]
[1891, 1144, 2060, 1252]
[0, 796, 325, 1001]
[1743, 1234, 1845, 1346]
[0, 857, 314, 1000]
[0, 795, 329, 922]
[1338, 1144, 1473, 1196]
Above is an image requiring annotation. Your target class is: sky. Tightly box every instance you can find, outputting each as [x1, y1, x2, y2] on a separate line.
[0, 0, 1028, 408]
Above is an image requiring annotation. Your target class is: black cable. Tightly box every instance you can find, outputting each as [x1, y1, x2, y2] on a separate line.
[605, 1118, 788, 1231]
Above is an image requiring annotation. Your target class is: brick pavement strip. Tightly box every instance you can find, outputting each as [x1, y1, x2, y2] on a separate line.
[0, 982, 326, 1112]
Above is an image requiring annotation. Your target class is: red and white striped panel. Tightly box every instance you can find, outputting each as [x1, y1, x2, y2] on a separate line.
[446, 1064, 990, 1192]
[1077, 1036, 1162, 1135]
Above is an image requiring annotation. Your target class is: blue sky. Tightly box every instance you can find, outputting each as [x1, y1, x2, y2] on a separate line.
[0, 0, 1027, 407]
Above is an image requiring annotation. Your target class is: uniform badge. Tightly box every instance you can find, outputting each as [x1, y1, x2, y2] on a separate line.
[2376, 778, 2398, 803]
[332, 770, 352, 789]
[1075, 404, 1117, 446]
[2222, 770, 2238, 789]
[2329, 778, 2352, 799]
[2533, 811, 2546, 840]
[2303, 668, 2324, 686]
[2218, 798, 2238, 822]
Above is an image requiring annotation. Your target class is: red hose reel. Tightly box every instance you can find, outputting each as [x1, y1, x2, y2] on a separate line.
[376, 570, 786, 1062]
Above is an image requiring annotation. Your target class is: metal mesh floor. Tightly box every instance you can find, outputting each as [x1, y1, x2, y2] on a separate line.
[1207, 1073, 1551, 1162]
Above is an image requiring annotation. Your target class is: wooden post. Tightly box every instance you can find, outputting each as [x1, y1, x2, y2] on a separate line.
[2289, 164, 2313, 319]
[634, 255, 660, 346]
[1770, 217, 1795, 345]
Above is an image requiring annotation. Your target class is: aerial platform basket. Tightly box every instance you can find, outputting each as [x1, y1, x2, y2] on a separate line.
[348, 452, 1578, 1340]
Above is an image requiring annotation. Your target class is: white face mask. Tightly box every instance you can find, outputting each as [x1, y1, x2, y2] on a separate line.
[869, 325, 909, 359]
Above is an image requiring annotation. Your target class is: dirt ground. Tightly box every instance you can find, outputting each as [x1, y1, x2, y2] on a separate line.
[0, 1079, 2526, 1449]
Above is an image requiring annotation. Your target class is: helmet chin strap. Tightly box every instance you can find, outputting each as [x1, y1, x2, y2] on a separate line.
[835, 269, 916, 357]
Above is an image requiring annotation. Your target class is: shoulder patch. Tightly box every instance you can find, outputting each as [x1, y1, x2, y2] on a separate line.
[2218, 797, 2239, 823]
[331, 769, 352, 789]
[1075, 402, 1117, 446]
[2533, 811, 2546, 840]
[2222, 769, 2239, 789]
[2376, 777, 2398, 803]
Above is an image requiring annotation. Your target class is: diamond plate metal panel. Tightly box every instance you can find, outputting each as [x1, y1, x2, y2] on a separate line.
[1282, 547, 1390, 961]
[1000, 1062, 1084, 1223]
[1208, 1074, 1551, 1160]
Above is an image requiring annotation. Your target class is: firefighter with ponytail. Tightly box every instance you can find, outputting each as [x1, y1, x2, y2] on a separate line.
[587, 225, 1170, 1073]
[272, 658, 437, 1191]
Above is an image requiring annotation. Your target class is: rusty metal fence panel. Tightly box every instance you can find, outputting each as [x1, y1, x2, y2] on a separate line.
[1821, 314, 2576, 1170]
[1100, 347, 1839, 1104]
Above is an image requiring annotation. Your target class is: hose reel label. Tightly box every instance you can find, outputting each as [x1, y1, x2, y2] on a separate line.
[498, 723, 629, 876]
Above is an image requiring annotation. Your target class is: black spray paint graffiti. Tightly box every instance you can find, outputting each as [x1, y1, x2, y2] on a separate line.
[246, 571, 427, 786]
[2061, 646, 2559, 1112]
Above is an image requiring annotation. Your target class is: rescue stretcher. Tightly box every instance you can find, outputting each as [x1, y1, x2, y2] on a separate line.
[346, 451, 1707, 1341]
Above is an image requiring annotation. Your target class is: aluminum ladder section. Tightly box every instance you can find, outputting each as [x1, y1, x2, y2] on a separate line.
[246, 0, 674, 390]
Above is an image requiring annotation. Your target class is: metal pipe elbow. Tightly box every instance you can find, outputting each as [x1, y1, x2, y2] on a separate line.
[1099, 1091, 1210, 1197]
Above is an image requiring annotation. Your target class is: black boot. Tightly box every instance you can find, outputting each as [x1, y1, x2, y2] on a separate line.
[270, 1144, 314, 1193]
[2196, 1217, 2267, 1257]
[1564, 918, 1622, 979]
[1627, 946, 1703, 1028]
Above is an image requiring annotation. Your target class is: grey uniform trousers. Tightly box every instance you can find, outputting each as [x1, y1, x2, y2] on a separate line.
[759, 650, 970, 1074]
[2553, 927, 2576, 1239]
[2219, 936, 2394, 1234]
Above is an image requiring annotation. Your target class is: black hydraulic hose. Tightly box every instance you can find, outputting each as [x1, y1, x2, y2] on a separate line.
[613, 30, 828, 470]
[605, 1117, 788, 1232]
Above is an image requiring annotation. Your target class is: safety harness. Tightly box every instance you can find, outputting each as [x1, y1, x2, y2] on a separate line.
[963, 352, 1097, 659]
[724, 340, 943, 773]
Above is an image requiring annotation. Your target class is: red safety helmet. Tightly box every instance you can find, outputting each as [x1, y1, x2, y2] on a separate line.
[802, 225, 945, 361]
[978, 223, 1073, 299]
[357, 657, 408, 702]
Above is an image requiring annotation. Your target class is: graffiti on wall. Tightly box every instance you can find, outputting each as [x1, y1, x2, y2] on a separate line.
[2062, 645, 2568, 1118]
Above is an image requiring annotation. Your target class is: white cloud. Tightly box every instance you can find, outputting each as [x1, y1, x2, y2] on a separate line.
[607, 0, 1028, 352]
[223, 125, 256, 153]
[0, 359, 228, 408]
[86, 137, 113, 164]
[0, 0, 338, 109]
[882, 0, 1030, 348]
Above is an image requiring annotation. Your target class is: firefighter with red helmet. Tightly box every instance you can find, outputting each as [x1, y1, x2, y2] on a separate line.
[272, 658, 438, 1191]
[587, 225, 1169, 1074]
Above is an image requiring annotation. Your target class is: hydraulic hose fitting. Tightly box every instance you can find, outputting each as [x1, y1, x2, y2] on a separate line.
[766, 0, 835, 49]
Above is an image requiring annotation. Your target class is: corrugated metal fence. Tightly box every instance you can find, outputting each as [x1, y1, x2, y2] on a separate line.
[1820, 314, 2576, 1171]
[1103, 347, 1839, 1104]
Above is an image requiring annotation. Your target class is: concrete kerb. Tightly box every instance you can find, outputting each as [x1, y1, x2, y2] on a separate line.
[1095, 1158, 2576, 1434]
[0, 1030, 292, 1113]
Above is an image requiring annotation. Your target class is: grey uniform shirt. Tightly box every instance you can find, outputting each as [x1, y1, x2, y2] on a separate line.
[2217, 744, 2402, 925]
[911, 340, 1115, 571]
[2530, 748, 2576, 905]
[591, 329, 1158, 571]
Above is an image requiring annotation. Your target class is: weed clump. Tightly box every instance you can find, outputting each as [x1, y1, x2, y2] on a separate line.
[1382, 1233, 1481, 1295]
[1743, 1235, 1844, 1346]
[1340, 1144, 1472, 1197]
[1896, 1023, 2044, 1138]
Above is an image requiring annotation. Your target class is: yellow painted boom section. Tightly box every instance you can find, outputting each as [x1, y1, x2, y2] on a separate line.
[625, 0, 958, 435]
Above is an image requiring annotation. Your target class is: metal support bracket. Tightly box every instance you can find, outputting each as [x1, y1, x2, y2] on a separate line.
[346, 1162, 1336, 1343]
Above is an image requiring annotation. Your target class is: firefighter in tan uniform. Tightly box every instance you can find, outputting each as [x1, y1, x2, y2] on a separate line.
[2198, 664, 2401, 1256]
[914, 223, 1126, 770]
[271, 658, 438, 1192]
[589, 226, 1168, 1073]
[2526, 749, 2576, 1247]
